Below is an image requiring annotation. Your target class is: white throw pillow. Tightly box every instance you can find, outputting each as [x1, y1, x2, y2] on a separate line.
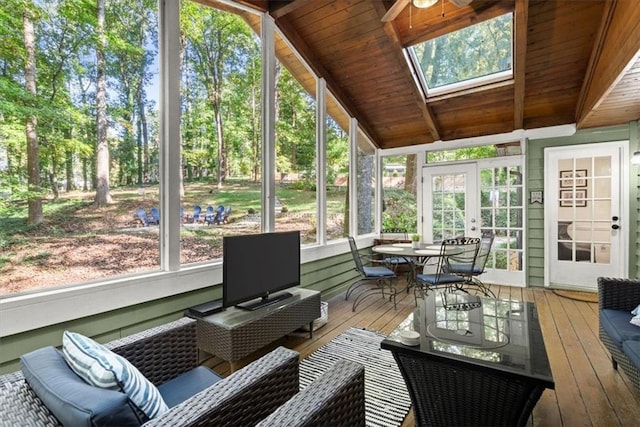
[62, 330, 168, 419]
[632, 304, 640, 316]
[631, 315, 640, 328]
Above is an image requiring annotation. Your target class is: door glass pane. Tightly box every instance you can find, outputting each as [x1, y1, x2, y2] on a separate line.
[431, 173, 466, 240]
[479, 166, 523, 272]
[555, 154, 612, 265]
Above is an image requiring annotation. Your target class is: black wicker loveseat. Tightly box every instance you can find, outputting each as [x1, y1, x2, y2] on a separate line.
[598, 277, 640, 393]
[0, 317, 365, 427]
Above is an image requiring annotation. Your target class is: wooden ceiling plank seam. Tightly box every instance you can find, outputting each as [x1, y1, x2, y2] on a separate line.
[275, 15, 383, 147]
[373, 0, 440, 141]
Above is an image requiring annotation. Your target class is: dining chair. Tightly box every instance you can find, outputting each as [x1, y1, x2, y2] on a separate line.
[445, 233, 496, 297]
[346, 236, 398, 312]
[379, 228, 413, 273]
[414, 237, 480, 304]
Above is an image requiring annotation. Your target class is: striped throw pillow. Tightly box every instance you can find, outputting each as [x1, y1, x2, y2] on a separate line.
[62, 331, 169, 419]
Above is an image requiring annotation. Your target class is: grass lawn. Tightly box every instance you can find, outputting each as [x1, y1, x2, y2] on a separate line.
[0, 178, 347, 295]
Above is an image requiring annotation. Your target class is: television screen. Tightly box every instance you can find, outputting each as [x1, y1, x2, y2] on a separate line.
[223, 231, 300, 309]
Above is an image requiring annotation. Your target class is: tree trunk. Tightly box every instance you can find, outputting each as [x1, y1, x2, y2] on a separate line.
[24, 7, 43, 225]
[357, 153, 374, 235]
[405, 154, 417, 195]
[94, 0, 112, 206]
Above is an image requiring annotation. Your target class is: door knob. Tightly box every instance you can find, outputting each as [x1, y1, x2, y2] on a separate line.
[470, 226, 476, 231]
[612, 224, 620, 230]
[612, 216, 619, 221]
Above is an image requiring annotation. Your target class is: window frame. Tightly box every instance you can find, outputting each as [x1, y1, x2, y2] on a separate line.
[406, 12, 514, 98]
[0, 3, 375, 337]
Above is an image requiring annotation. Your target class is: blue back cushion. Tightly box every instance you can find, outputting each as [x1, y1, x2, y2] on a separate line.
[21, 346, 141, 427]
[600, 309, 640, 347]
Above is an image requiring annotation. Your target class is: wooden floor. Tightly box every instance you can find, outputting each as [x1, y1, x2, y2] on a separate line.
[207, 283, 640, 426]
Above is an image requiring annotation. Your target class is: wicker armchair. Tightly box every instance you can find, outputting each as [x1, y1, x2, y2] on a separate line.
[0, 317, 365, 427]
[598, 277, 640, 393]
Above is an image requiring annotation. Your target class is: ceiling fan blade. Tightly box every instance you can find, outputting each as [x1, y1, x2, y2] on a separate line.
[449, 0, 474, 7]
[381, 0, 411, 22]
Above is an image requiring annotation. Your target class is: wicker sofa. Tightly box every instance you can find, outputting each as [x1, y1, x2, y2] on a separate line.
[598, 277, 640, 393]
[0, 317, 365, 427]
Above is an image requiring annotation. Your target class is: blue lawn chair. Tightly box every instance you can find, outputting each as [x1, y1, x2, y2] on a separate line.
[149, 208, 160, 225]
[204, 206, 215, 225]
[212, 205, 225, 224]
[192, 205, 202, 223]
[136, 208, 150, 227]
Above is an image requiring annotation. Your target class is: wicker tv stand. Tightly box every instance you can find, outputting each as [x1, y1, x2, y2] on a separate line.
[196, 287, 321, 370]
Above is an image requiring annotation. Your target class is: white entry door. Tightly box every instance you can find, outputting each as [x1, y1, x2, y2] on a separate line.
[544, 142, 627, 290]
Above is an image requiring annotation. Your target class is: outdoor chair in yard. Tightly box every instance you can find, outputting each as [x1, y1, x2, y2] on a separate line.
[136, 208, 152, 227]
[346, 236, 397, 312]
[149, 207, 160, 225]
[192, 205, 202, 223]
[414, 237, 480, 303]
[203, 205, 215, 224]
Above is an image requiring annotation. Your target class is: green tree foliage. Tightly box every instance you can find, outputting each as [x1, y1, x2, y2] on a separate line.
[0, 1, 350, 221]
[414, 13, 512, 89]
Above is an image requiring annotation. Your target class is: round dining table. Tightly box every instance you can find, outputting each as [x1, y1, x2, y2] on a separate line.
[371, 242, 462, 291]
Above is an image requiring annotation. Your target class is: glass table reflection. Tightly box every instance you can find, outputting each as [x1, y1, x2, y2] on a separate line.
[382, 292, 554, 427]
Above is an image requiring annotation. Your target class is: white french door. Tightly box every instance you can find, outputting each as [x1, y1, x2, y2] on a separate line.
[423, 157, 525, 286]
[423, 163, 479, 242]
[544, 142, 627, 290]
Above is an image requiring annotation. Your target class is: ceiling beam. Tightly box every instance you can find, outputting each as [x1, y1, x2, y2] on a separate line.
[513, 0, 529, 129]
[381, 0, 411, 23]
[373, 1, 441, 141]
[576, 0, 640, 127]
[269, 0, 317, 19]
[400, 0, 514, 47]
[275, 16, 383, 146]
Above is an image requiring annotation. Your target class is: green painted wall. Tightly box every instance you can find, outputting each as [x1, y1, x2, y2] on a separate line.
[0, 251, 359, 374]
[526, 121, 640, 287]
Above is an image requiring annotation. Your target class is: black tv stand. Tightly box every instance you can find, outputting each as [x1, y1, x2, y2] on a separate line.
[236, 291, 293, 311]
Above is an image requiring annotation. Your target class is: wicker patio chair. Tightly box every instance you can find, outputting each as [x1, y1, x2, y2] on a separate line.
[0, 317, 365, 427]
[598, 277, 640, 393]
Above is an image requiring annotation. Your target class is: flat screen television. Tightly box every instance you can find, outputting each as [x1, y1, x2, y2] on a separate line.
[222, 230, 300, 310]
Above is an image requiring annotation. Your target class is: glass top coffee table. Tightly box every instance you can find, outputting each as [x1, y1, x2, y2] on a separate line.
[381, 292, 554, 427]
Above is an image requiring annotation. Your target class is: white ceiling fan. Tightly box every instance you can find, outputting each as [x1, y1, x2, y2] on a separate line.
[381, 0, 474, 22]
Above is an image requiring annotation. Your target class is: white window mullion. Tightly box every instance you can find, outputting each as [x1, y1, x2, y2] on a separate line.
[159, 0, 181, 271]
[261, 14, 276, 232]
[317, 78, 327, 245]
[349, 117, 358, 236]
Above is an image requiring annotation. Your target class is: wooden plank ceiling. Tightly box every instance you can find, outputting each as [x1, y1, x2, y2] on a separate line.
[219, 0, 640, 149]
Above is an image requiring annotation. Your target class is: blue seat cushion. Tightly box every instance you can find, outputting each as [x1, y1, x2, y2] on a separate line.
[21, 346, 141, 427]
[158, 366, 222, 408]
[447, 264, 481, 275]
[363, 265, 395, 278]
[600, 309, 640, 347]
[417, 273, 465, 285]
[623, 340, 640, 368]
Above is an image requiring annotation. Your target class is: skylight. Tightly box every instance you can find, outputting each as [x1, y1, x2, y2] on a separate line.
[409, 13, 513, 96]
